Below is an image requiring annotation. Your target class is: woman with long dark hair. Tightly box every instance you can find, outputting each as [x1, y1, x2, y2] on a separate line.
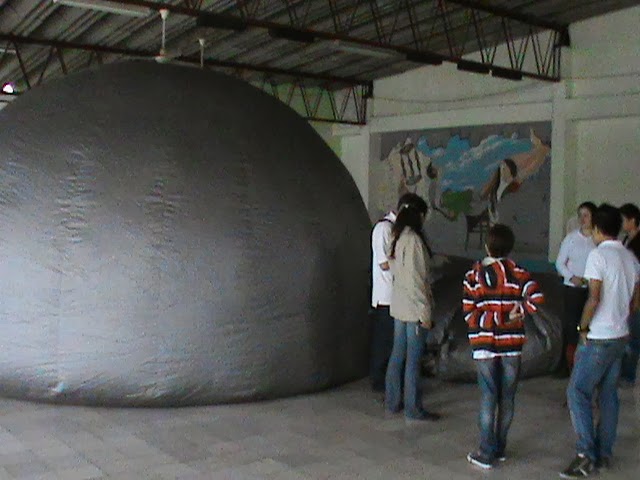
[385, 193, 439, 420]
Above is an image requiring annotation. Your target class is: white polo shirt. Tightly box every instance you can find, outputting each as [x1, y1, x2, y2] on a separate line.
[371, 211, 396, 307]
[583, 240, 640, 340]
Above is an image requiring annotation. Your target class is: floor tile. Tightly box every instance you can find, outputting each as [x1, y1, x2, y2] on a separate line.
[0, 378, 637, 479]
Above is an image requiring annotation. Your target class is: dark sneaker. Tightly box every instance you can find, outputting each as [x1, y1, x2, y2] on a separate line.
[405, 411, 441, 421]
[496, 452, 507, 462]
[467, 451, 493, 469]
[404, 406, 440, 420]
[383, 399, 403, 414]
[420, 411, 441, 421]
[382, 398, 403, 412]
[560, 454, 596, 478]
[596, 456, 612, 470]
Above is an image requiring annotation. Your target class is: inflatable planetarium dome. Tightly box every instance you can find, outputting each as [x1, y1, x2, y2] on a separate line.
[0, 61, 371, 407]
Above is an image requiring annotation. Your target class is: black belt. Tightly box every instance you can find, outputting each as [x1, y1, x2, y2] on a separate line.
[585, 336, 629, 344]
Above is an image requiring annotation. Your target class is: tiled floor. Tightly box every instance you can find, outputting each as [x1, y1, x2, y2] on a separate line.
[0, 377, 638, 479]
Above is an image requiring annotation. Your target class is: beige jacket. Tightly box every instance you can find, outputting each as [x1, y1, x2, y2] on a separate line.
[389, 227, 434, 325]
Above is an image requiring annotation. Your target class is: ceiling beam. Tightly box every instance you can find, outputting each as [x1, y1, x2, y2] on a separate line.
[97, 0, 563, 81]
[0, 33, 369, 86]
[445, 1, 569, 34]
[98, 0, 570, 34]
[100, 0, 570, 39]
[0, 33, 154, 58]
[0, 33, 371, 125]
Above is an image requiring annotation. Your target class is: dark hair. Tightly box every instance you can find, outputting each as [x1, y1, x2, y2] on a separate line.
[502, 158, 518, 178]
[486, 224, 515, 258]
[619, 203, 640, 227]
[396, 192, 425, 211]
[390, 194, 431, 258]
[577, 201, 597, 218]
[592, 203, 622, 238]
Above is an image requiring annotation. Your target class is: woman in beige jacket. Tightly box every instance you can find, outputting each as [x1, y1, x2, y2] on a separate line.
[385, 194, 439, 421]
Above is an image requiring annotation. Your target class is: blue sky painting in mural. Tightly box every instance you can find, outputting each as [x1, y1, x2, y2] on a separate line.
[416, 133, 534, 192]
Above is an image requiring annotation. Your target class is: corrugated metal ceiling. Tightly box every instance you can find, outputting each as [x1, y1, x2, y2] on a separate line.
[0, 0, 639, 90]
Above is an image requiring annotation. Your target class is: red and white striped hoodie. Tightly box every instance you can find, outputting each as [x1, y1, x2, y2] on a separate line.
[462, 257, 544, 359]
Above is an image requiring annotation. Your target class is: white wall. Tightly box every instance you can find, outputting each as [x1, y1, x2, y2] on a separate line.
[575, 117, 640, 206]
[333, 5, 640, 260]
[566, 6, 640, 213]
[338, 132, 369, 207]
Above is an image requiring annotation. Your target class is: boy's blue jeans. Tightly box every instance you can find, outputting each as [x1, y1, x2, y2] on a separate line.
[475, 356, 521, 459]
[567, 337, 626, 462]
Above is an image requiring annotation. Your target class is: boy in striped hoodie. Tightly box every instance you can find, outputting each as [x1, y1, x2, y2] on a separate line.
[463, 224, 544, 469]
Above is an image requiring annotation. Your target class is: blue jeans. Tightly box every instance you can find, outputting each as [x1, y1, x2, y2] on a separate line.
[385, 320, 426, 418]
[369, 306, 395, 391]
[567, 338, 627, 462]
[621, 311, 640, 384]
[475, 356, 521, 459]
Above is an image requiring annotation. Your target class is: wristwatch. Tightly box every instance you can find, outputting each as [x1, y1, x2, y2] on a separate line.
[577, 325, 589, 333]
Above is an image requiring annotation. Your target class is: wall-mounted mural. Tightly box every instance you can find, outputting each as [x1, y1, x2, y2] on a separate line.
[371, 122, 552, 260]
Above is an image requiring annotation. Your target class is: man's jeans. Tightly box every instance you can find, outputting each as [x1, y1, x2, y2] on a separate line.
[567, 337, 627, 462]
[475, 356, 521, 459]
[621, 311, 640, 384]
[385, 320, 426, 418]
[369, 306, 395, 391]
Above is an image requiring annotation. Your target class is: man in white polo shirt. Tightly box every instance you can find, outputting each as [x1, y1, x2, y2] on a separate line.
[369, 193, 423, 392]
[560, 204, 640, 479]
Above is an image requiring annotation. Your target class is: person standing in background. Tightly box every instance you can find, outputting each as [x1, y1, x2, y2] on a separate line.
[385, 194, 439, 421]
[560, 204, 640, 478]
[463, 224, 544, 469]
[619, 203, 640, 386]
[369, 193, 424, 392]
[555, 202, 597, 376]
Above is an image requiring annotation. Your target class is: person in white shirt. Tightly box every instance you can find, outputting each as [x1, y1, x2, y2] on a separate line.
[566, 215, 579, 235]
[369, 193, 423, 392]
[561, 204, 640, 479]
[555, 202, 597, 375]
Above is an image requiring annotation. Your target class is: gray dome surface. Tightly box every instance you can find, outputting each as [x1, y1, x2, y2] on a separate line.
[0, 62, 370, 406]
